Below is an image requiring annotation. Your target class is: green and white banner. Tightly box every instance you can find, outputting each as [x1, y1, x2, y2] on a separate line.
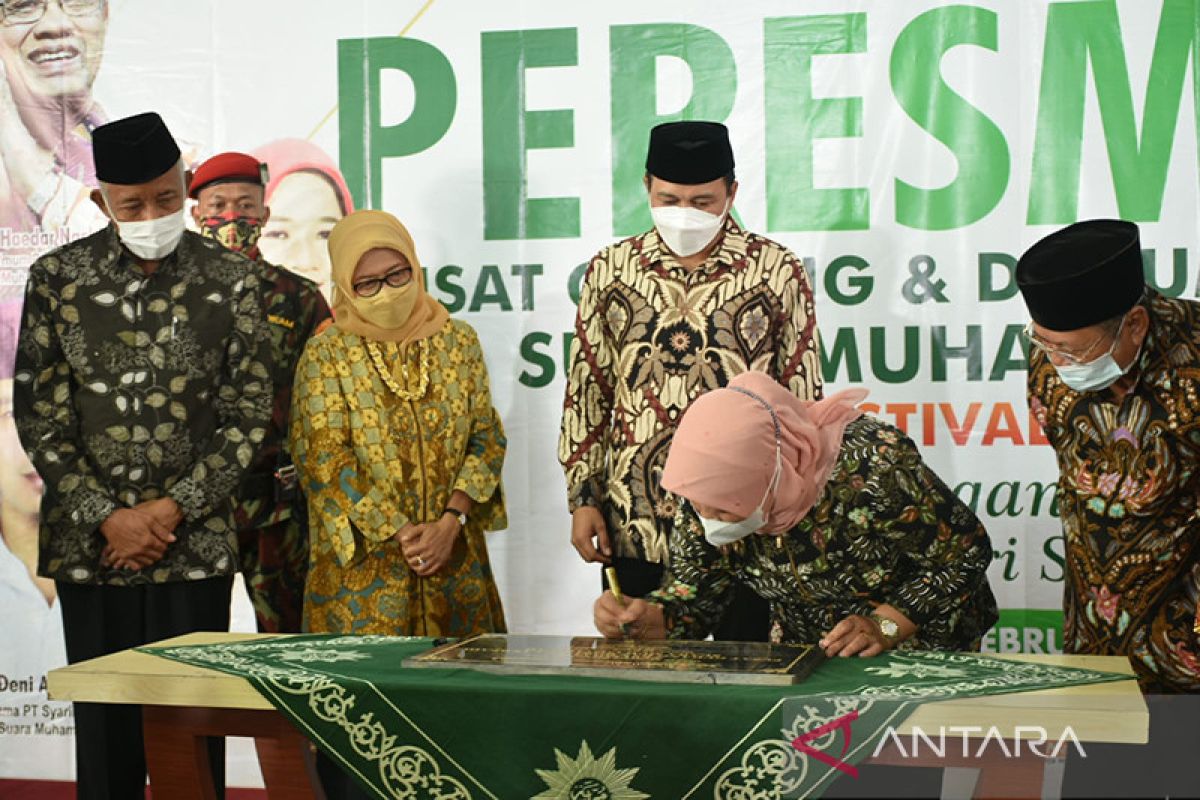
[1, 0, 1196, 783]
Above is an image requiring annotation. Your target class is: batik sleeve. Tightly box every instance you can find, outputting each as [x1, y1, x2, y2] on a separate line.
[864, 426, 997, 638]
[558, 254, 616, 512]
[12, 262, 118, 539]
[646, 505, 738, 639]
[167, 273, 274, 520]
[773, 249, 824, 401]
[289, 335, 410, 566]
[452, 324, 507, 532]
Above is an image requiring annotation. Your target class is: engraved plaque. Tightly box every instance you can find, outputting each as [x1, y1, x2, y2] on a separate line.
[404, 634, 824, 685]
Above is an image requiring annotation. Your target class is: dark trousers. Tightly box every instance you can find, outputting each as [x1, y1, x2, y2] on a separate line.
[58, 576, 234, 800]
[603, 557, 771, 641]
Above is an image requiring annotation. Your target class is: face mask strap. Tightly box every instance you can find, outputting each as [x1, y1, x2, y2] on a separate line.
[1080, 310, 1135, 365]
[726, 385, 784, 503]
[1100, 313, 1129, 360]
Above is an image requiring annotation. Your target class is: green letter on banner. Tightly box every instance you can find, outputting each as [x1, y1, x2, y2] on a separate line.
[891, 6, 1009, 230]
[609, 24, 737, 237]
[338, 37, 456, 210]
[481, 28, 580, 240]
[1028, 0, 1194, 224]
[764, 14, 868, 231]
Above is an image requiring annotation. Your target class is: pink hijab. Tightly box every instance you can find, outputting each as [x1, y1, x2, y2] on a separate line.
[250, 138, 355, 215]
[661, 372, 868, 534]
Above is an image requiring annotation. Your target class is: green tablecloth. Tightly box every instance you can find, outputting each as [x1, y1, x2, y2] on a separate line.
[143, 636, 1128, 799]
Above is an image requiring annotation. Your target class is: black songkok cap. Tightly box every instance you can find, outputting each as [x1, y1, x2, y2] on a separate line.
[645, 121, 734, 185]
[93, 112, 182, 186]
[1016, 219, 1145, 332]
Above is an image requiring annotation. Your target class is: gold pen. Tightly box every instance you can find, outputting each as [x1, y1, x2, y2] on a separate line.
[605, 566, 630, 636]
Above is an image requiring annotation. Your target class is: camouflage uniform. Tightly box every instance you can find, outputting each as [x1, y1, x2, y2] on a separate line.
[235, 259, 331, 632]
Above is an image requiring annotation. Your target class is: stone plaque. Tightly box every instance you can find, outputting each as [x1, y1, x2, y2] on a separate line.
[404, 634, 824, 685]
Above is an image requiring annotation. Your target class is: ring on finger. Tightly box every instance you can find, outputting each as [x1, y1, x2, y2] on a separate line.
[416, 556, 425, 568]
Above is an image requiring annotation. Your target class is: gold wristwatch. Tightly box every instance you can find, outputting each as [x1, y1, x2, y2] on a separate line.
[869, 613, 901, 645]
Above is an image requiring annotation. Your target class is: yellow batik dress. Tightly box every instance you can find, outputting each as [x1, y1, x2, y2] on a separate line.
[290, 319, 507, 636]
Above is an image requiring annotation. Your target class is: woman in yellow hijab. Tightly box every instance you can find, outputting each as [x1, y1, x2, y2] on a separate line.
[290, 210, 507, 636]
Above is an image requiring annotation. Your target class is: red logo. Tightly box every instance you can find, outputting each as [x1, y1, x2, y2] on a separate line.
[791, 710, 859, 778]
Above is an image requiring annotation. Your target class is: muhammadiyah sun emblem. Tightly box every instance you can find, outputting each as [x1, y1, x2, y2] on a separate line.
[533, 741, 649, 800]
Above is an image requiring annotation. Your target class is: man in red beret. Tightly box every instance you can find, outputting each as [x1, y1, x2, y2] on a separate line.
[189, 152, 331, 634]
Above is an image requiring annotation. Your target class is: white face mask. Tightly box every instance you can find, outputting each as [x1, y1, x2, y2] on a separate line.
[698, 445, 782, 547]
[651, 200, 728, 258]
[1053, 316, 1137, 393]
[110, 207, 187, 260]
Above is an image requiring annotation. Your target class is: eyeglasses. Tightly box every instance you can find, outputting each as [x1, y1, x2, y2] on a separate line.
[1020, 316, 1126, 366]
[352, 267, 411, 298]
[1, 0, 104, 26]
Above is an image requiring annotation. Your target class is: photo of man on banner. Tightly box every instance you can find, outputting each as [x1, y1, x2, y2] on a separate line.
[0, 0, 110, 242]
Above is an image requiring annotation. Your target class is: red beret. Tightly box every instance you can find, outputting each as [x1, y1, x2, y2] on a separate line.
[188, 152, 268, 199]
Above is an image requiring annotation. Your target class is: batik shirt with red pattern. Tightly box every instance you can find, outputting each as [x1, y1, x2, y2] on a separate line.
[1029, 290, 1200, 692]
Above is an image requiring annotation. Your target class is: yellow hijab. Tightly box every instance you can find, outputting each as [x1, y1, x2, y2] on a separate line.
[328, 209, 449, 345]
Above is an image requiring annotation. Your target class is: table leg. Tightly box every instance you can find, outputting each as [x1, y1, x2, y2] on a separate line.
[256, 729, 326, 799]
[143, 705, 323, 800]
[972, 752, 1044, 799]
[143, 706, 219, 800]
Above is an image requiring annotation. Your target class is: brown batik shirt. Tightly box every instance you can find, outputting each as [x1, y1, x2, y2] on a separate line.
[559, 217, 822, 564]
[1029, 289, 1200, 692]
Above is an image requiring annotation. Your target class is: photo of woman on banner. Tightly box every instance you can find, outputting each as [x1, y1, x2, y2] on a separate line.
[251, 137, 354, 302]
[290, 209, 507, 640]
[593, 371, 1000, 656]
[0, 0, 110, 240]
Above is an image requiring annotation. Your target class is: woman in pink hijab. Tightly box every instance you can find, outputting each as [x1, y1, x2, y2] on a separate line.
[594, 371, 998, 657]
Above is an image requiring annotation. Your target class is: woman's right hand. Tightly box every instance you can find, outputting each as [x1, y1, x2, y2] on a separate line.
[593, 593, 666, 639]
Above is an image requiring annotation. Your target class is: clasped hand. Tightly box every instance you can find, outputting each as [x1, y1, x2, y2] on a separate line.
[395, 515, 460, 578]
[99, 498, 183, 571]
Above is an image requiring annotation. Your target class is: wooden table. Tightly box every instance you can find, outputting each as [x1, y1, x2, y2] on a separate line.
[875, 652, 1147, 798]
[49, 632, 314, 799]
[47, 632, 1146, 799]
